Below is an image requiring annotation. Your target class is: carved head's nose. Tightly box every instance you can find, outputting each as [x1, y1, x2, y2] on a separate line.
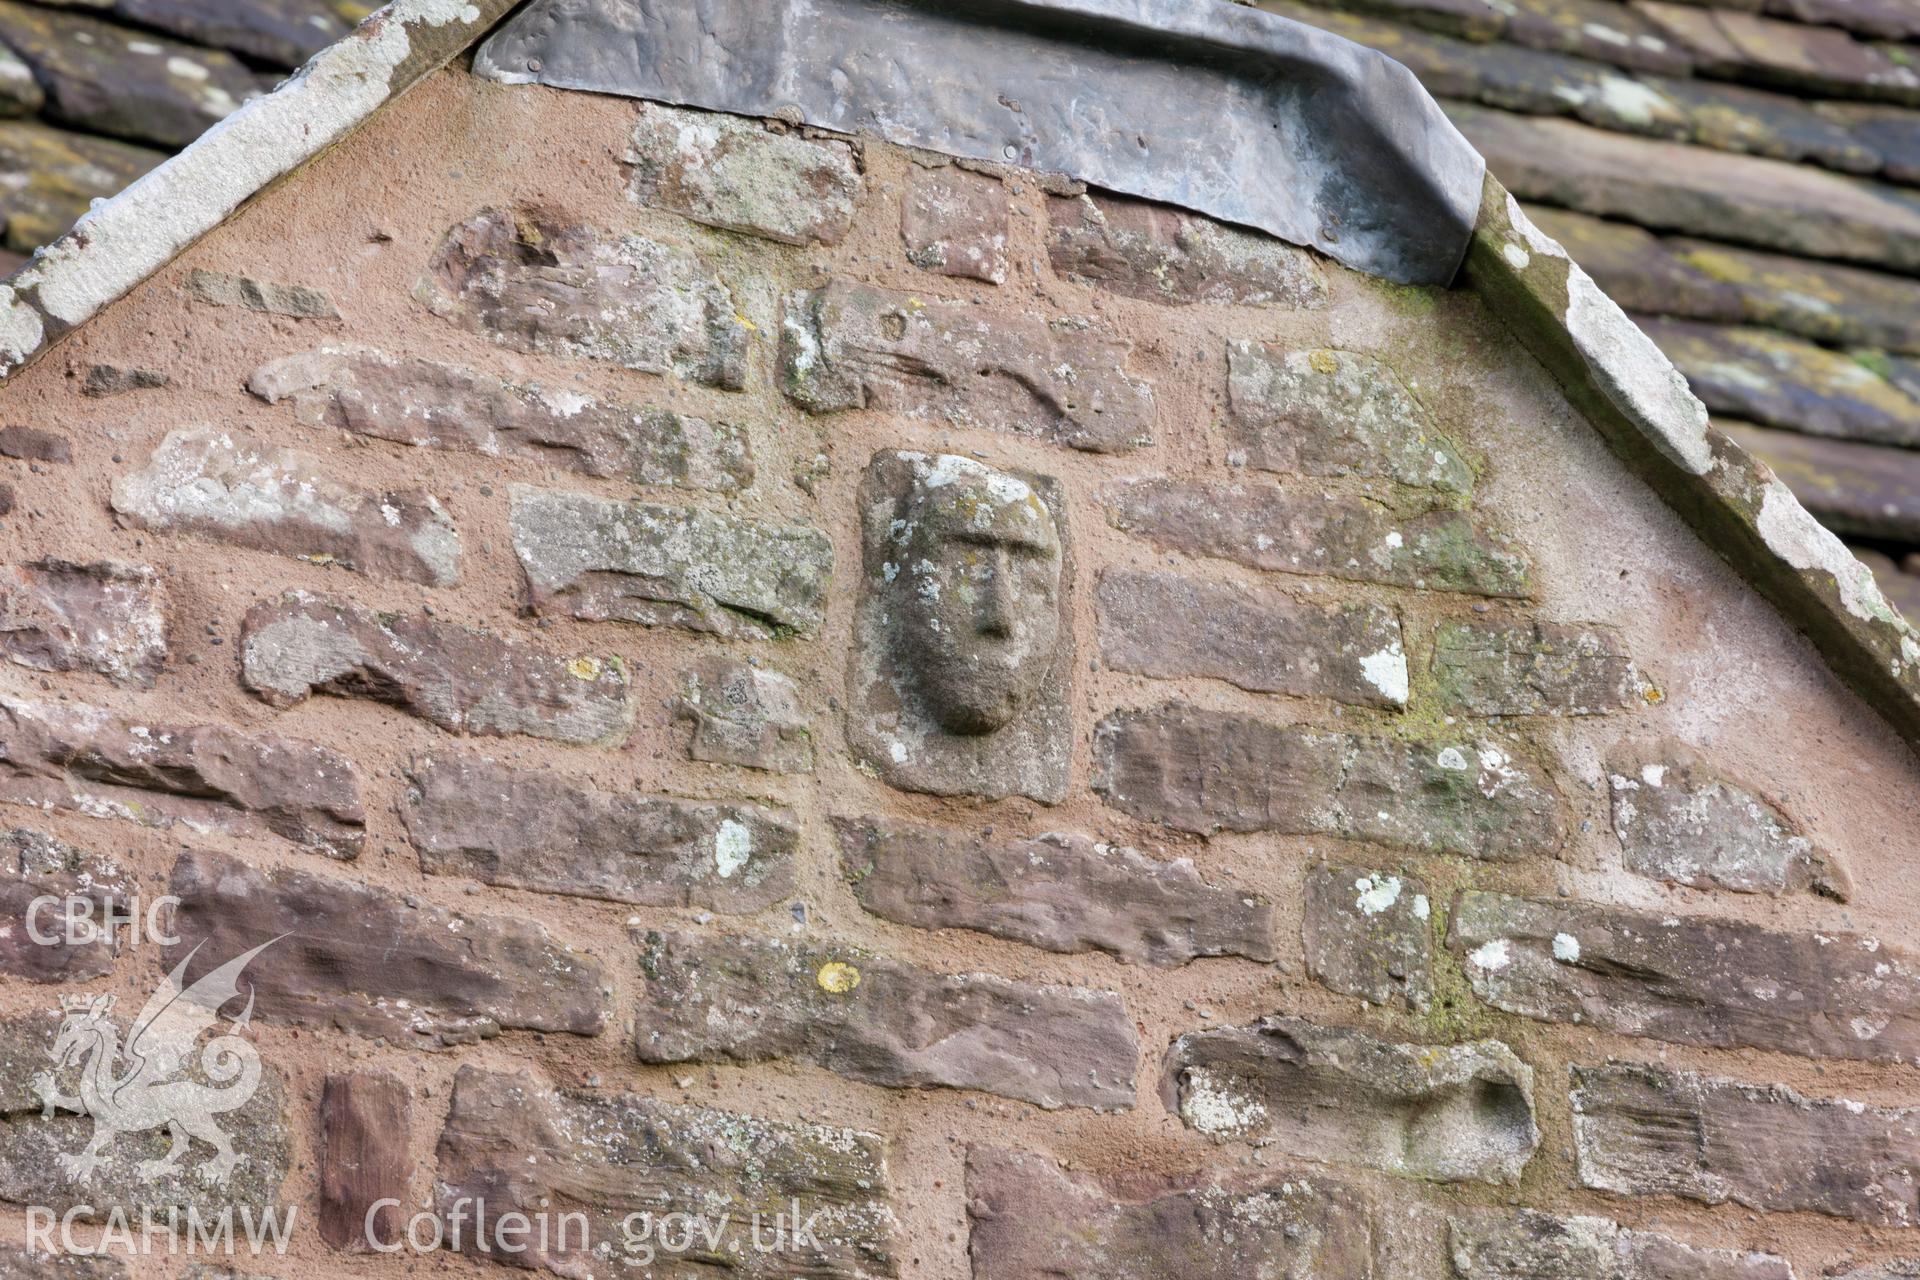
[977, 558, 1016, 637]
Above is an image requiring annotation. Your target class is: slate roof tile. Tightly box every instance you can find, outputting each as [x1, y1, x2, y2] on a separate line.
[109, 0, 349, 69]
[1728, 420, 1920, 539]
[0, 116, 160, 254]
[1277, 0, 1920, 603]
[1632, 3, 1920, 104]
[1451, 99, 1920, 269]
[0, 0, 269, 149]
[1639, 316, 1920, 444]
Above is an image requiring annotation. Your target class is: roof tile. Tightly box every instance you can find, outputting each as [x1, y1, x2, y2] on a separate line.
[0, 0, 267, 149]
[1640, 316, 1920, 444]
[1632, 3, 1920, 104]
[0, 116, 160, 254]
[1728, 420, 1920, 538]
[110, 0, 349, 69]
[1451, 100, 1920, 271]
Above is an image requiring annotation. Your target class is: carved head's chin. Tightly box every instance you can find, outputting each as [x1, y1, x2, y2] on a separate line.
[927, 696, 1021, 736]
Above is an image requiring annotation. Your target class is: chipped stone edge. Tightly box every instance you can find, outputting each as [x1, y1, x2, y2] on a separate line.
[1465, 174, 1920, 753]
[0, 0, 519, 385]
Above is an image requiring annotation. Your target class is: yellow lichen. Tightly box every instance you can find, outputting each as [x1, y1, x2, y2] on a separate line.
[816, 961, 861, 994]
[567, 656, 603, 681]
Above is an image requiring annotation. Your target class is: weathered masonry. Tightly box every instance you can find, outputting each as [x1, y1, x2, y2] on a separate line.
[0, 0, 1913, 1276]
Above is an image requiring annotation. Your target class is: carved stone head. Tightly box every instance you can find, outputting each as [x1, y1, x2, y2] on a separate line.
[850, 450, 1072, 803]
[889, 458, 1062, 734]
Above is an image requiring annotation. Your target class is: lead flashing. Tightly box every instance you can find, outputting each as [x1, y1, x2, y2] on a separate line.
[472, 0, 1485, 286]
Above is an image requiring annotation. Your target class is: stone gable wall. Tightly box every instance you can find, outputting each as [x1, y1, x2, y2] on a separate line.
[0, 64, 1911, 1280]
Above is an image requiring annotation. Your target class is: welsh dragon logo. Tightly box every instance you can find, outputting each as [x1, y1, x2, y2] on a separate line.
[32, 938, 282, 1186]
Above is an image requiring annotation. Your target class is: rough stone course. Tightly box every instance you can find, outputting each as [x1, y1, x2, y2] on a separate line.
[967, 1147, 1378, 1279]
[782, 280, 1156, 452]
[836, 816, 1274, 966]
[405, 752, 797, 911]
[240, 592, 635, 746]
[437, 1065, 899, 1277]
[169, 849, 605, 1047]
[417, 207, 750, 389]
[0, 696, 364, 856]
[510, 486, 833, 639]
[634, 931, 1138, 1110]
[1095, 702, 1564, 858]
[250, 346, 754, 492]
[1571, 1062, 1920, 1225]
[0, 64, 1907, 1280]
[112, 426, 460, 587]
[627, 101, 861, 246]
[1095, 568, 1408, 707]
[1163, 1015, 1540, 1183]
[1453, 890, 1920, 1062]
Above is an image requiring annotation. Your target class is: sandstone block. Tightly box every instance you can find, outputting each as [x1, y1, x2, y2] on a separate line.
[0, 1244, 124, 1278]
[168, 849, 605, 1047]
[240, 593, 633, 747]
[835, 816, 1274, 967]
[404, 753, 796, 912]
[0, 697, 363, 856]
[902, 166, 1008, 283]
[1228, 343, 1473, 491]
[1105, 477, 1530, 596]
[509, 486, 832, 640]
[967, 1146, 1378, 1280]
[436, 1065, 898, 1277]
[1095, 568, 1406, 707]
[417, 207, 749, 390]
[319, 1072, 410, 1253]
[628, 102, 860, 245]
[1608, 742, 1845, 896]
[249, 346, 753, 492]
[1571, 1062, 1920, 1226]
[1046, 191, 1327, 307]
[1451, 891, 1920, 1063]
[1449, 1208, 1792, 1280]
[1304, 865, 1433, 1010]
[781, 280, 1154, 452]
[0, 827, 131, 983]
[675, 657, 814, 773]
[1163, 1015, 1539, 1183]
[110, 426, 459, 587]
[183, 268, 337, 319]
[1095, 702, 1563, 858]
[0, 426, 69, 463]
[0, 1012, 289, 1219]
[1432, 619, 1655, 715]
[634, 931, 1137, 1110]
[0, 559, 164, 685]
[79, 365, 167, 398]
